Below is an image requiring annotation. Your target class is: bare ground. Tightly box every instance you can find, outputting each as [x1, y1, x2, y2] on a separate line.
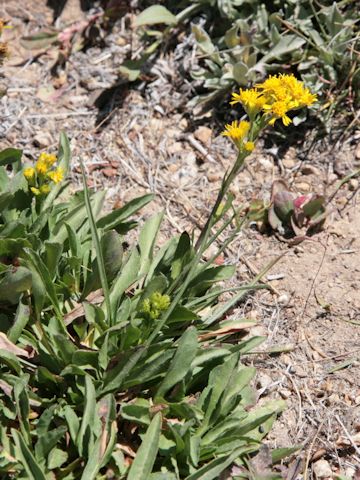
[1, 0, 360, 477]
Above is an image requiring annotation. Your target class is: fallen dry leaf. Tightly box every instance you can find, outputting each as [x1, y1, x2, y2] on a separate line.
[198, 321, 255, 340]
[64, 289, 104, 325]
[0, 332, 29, 357]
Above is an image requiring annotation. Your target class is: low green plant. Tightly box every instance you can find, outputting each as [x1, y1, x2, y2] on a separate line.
[0, 74, 314, 478]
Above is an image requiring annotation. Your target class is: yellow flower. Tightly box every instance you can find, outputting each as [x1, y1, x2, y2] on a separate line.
[299, 88, 317, 107]
[244, 141, 255, 152]
[38, 152, 57, 167]
[258, 73, 317, 109]
[47, 167, 64, 184]
[264, 100, 292, 126]
[230, 88, 266, 115]
[30, 187, 40, 196]
[35, 160, 48, 175]
[23, 167, 35, 181]
[222, 120, 250, 142]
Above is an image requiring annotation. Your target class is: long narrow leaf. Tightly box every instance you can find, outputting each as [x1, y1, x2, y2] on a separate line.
[80, 161, 112, 325]
[127, 412, 162, 480]
[11, 429, 47, 480]
[156, 327, 198, 399]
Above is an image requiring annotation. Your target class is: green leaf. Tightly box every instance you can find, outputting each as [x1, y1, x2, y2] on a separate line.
[139, 212, 164, 277]
[185, 445, 250, 480]
[81, 161, 112, 325]
[77, 375, 97, 457]
[156, 327, 198, 399]
[82, 230, 123, 299]
[0, 238, 31, 258]
[120, 60, 143, 82]
[135, 5, 177, 26]
[188, 265, 235, 294]
[101, 346, 146, 395]
[121, 399, 151, 427]
[97, 194, 154, 230]
[63, 405, 80, 444]
[260, 35, 306, 64]
[192, 25, 215, 55]
[11, 429, 47, 480]
[23, 249, 61, 318]
[47, 448, 68, 469]
[81, 395, 117, 479]
[127, 412, 162, 480]
[13, 375, 31, 445]
[44, 241, 63, 278]
[0, 148, 22, 167]
[0, 266, 32, 305]
[109, 247, 140, 315]
[35, 426, 67, 461]
[272, 445, 302, 463]
[170, 232, 193, 280]
[7, 299, 30, 342]
[197, 353, 238, 434]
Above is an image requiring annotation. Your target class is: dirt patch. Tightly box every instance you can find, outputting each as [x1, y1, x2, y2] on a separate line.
[1, 0, 360, 476]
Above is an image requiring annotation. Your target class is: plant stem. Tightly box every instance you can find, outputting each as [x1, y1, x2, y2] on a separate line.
[194, 152, 247, 252]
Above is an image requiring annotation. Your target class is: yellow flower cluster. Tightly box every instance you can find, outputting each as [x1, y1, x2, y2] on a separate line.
[229, 74, 317, 128]
[23, 152, 64, 197]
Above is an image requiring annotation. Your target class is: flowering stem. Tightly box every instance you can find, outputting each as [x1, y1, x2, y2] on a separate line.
[194, 151, 247, 253]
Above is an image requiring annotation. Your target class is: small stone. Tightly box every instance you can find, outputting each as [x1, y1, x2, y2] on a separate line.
[207, 172, 221, 182]
[194, 126, 212, 146]
[348, 179, 359, 191]
[336, 196, 347, 206]
[279, 389, 292, 399]
[179, 118, 188, 129]
[33, 133, 52, 148]
[296, 182, 311, 192]
[117, 37, 127, 46]
[294, 246, 304, 255]
[301, 165, 320, 175]
[278, 294, 290, 306]
[168, 164, 178, 173]
[282, 158, 296, 168]
[313, 459, 333, 478]
[102, 168, 118, 178]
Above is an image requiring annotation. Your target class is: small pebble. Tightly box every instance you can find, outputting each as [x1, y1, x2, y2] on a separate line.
[33, 133, 52, 148]
[313, 459, 333, 478]
[296, 182, 311, 192]
[279, 389, 292, 399]
[348, 178, 359, 191]
[278, 293, 290, 306]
